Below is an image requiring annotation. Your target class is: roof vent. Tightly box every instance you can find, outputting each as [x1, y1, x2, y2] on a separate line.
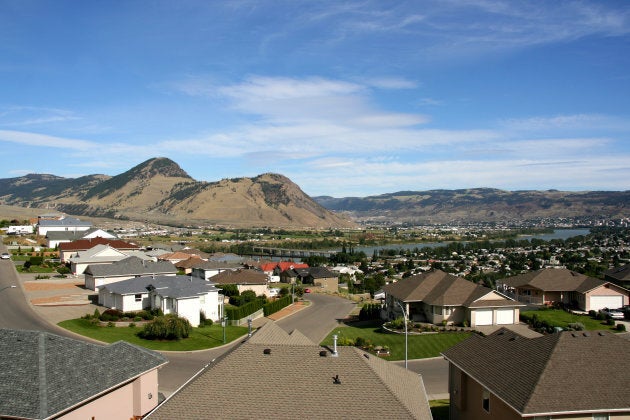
[583, 332, 590, 337]
[363, 353, 369, 359]
[332, 374, 341, 385]
[598, 332, 605, 336]
[571, 333, 578, 337]
[319, 350, 327, 357]
[509, 336, 518, 341]
[263, 348, 271, 355]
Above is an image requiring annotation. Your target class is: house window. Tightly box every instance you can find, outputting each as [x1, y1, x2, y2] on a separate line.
[593, 415, 609, 420]
[444, 307, 453, 316]
[482, 388, 490, 412]
[135, 294, 142, 302]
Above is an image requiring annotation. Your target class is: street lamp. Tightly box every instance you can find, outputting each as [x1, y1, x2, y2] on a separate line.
[0, 285, 16, 293]
[395, 300, 408, 369]
[222, 315, 228, 344]
[247, 318, 253, 338]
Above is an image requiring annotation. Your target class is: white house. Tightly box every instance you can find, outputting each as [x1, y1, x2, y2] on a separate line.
[6, 225, 34, 235]
[46, 228, 117, 248]
[99, 275, 223, 327]
[84, 256, 177, 291]
[68, 244, 131, 275]
[37, 216, 92, 236]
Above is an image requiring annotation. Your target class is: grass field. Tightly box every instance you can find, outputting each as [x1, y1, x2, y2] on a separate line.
[59, 318, 249, 351]
[521, 309, 621, 331]
[320, 320, 471, 360]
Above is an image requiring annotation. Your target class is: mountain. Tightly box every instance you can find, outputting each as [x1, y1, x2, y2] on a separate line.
[0, 158, 355, 229]
[314, 188, 630, 224]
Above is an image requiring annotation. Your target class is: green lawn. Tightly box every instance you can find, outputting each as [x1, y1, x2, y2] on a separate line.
[521, 309, 620, 331]
[59, 318, 249, 351]
[320, 320, 471, 360]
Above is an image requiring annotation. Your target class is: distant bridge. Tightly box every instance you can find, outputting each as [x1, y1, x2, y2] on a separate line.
[249, 246, 338, 259]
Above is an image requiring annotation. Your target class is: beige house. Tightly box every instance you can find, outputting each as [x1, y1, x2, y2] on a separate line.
[0, 328, 167, 419]
[208, 269, 270, 296]
[382, 269, 523, 327]
[58, 237, 139, 263]
[443, 328, 630, 419]
[498, 268, 630, 311]
[84, 256, 177, 291]
[146, 322, 432, 419]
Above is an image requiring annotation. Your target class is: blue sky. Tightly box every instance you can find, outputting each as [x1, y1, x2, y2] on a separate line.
[1, 1, 629, 197]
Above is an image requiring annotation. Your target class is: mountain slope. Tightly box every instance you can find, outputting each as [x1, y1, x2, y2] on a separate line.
[0, 158, 355, 229]
[314, 188, 630, 224]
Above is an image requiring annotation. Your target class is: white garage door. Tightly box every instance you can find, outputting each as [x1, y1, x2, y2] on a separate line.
[496, 308, 515, 325]
[590, 296, 623, 311]
[475, 309, 493, 326]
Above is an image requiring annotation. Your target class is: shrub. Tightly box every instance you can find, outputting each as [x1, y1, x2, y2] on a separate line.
[588, 310, 597, 318]
[129, 323, 136, 328]
[336, 337, 355, 346]
[29, 256, 43, 266]
[100, 309, 123, 322]
[107, 322, 115, 328]
[616, 323, 626, 332]
[388, 317, 405, 330]
[57, 265, 71, 275]
[567, 322, 585, 331]
[93, 309, 101, 319]
[138, 315, 192, 340]
[133, 316, 142, 322]
[606, 318, 615, 326]
[359, 303, 382, 321]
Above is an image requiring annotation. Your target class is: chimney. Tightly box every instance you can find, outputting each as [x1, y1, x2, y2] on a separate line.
[332, 334, 339, 357]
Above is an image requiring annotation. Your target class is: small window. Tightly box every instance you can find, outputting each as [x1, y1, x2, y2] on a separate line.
[135, 294, 142, 302]
[482, 388, 490, 412]
[593, 415, 609, 420]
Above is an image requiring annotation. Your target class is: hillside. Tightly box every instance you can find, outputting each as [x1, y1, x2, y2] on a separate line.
[0, 158, 355, 229]
[314, 188, 630, 224]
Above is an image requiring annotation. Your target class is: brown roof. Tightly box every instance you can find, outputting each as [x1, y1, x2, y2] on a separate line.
[175, 256, 206, 269]
[382, 270, 520, 307]
[147, 323, 432, 420]
[58, 238, 139, 252]
[210, 269, 268, 285]
[502, 268, 616, 293]
[442, 328, 630, 416]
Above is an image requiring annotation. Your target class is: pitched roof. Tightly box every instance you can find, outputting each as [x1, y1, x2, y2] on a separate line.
[210, 269, 268, 285]
[101, 275, 219, 298]
[46, 228, 115, 241]
[306, 266, 337, 278]
[84, 256, 177, 277]
[38, 217, 92, 227]
[147, 323, 432, 420]
[0, 329, 167, 419]
[604, 263, 630, 281]
[501, 268, 620, 293]
[382, 269, 519, 307]
[59, 237, 139, 252]
[175, 256, 206, 269]
[442, 329, 630, 416]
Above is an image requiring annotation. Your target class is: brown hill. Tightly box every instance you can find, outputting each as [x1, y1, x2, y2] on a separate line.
[0, 158, 356, 229]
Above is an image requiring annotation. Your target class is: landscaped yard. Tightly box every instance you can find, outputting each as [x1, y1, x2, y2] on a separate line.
[320, 320, 472, 360]
[59, 318, 249, 351]
[521, 309, 622, 331]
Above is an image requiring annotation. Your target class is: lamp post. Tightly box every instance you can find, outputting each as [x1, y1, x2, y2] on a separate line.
[395, 300, 408, 369]
[247, 318, 253, 338]
[0, 285, 16, 293]
[222, 315, 228, 344]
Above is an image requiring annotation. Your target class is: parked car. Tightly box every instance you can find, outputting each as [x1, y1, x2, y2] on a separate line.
[599, 307, 625, 320]
[1, 253, 10, 260]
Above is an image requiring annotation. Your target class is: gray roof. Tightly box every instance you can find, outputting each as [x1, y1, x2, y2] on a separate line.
[604, 263, 630, 281]
[46, 228, 113, 241]
[85, 256, 177, 277]
[0, 328, 167, 419]
[101, 275, 219, 299]
[501, 268, 610, 292]
[442, 328, 630, 416]
[38, 217, 92, 227]
[147, 323, 432, 420]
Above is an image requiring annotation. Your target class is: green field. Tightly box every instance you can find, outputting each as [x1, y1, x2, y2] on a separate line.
[59, 318, 249, 351]
[321, 321, 471, 360]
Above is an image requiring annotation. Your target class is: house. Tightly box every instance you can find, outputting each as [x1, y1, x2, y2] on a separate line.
[260, 261, 309, 282]
[498, 268, 630, 311]
[174, 255, 207, 274]
[603, 263, 630, 289]
[146, 322, 433, 419]
[382, 269, 524, 327]
[205, 269, 270, 297]
[5, 225, 34, 235]
[84, 256, 177, 291]
[158, 251, 204, 265]
[59, 237, 140, 263]
[36, 216, 92, 236]
[68, 244, 139, 275]
[191, 260, 244, 280]
[98, 275, 223, 326]
[279, 267, 338, 292]
[0, 328, 167, 419]
[45, 228, 117, 248]
[442, 328, 630, 419]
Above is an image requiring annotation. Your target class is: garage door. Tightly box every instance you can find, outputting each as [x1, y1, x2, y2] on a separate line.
[590, 296, 623, 311]
[475, 309, 493, 326]
[496, 308, 515, 325]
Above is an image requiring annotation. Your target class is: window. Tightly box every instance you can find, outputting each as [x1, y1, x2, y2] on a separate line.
[593, 415, 609, 420]
[444, 307, 453, 316]
[482, 388, 490, 412]
[135, 294, 142, 302]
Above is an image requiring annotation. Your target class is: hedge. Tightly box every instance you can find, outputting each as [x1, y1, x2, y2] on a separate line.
[225, 300, 264, 320]
[263, 296, 292, 316]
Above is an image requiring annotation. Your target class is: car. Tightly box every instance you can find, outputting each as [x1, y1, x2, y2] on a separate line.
[268, 288, 279, 297]
[0, 253, 10, 260]
[599, 307, 625, 320]
[304, 288, 311, 293]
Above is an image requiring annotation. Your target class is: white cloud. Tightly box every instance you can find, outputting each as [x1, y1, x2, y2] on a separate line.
[0, 130, 96, 150]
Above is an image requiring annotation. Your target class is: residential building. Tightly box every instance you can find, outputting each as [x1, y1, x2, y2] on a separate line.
[382, 269, 523, 327]
[191, 260, 244, 280]
[603, 263, 630, 289]
[98, 275, 222, 326]
[442, 328, 630, 419]
[146, 322, 432, 419]
[45, 228, 117, 248]
[0, 328, 167, 419]
[59, 237, 140, 263]
[84, 256, 177, 291]
[68, 244, 145, 275]
[36, 216, 92, 236]
[498, 268, 630, 311]
[205, 269, 269, 297]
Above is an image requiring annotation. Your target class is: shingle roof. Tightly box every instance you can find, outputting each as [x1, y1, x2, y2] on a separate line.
[59, 237, 139, 252]
[501, 268, 599, 291]
[306, 266, 337, 278]
[101, 275, 219, 298]
[147, 323, 432, 420]
[382, 269, 520, 307]
[210, 269, 268, 285]
[0, 329, 167, 419]
[38, 217, 92, 227]
[84, 256, 177, 277]
[442, 329, 630, 415]
[604, 263, 630, 281]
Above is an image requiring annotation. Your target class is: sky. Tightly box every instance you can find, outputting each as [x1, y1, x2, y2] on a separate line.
[1, 0, 629, 197]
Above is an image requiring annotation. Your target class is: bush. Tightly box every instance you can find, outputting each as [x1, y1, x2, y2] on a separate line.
[616, 323, 626, 332]
[29, 256, 43, 266]
[567, 322, 585, 331]
[263, 295, 292, 316]
[57, 265, 71, 275]
[138, 314, 192, 340]
[588, 310, 597, 318]
[100, 309, 123, 322]
[129, 323, 136, 328]
[359, 303, 382, 321]
[606, 318, 615, 326]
